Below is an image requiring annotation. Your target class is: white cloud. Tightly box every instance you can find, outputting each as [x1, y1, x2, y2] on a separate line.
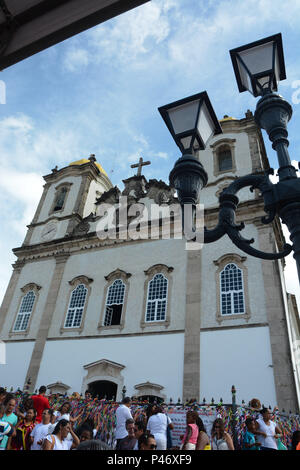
[89, 1, 171, 64]
[63, 48, 90, 72]
[0, 169, 43, 235]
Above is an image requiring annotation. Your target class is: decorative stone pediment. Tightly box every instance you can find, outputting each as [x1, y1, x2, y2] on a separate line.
[213, 253, 247, 266]
[47, 381, 70, 394]
[134, 381, 166, 400]
[72, 212, 95, 236]
[210, 138, 236, 150]
[96, 186, 121, 205]
[55, 182, 73, 190]
[122, 176, 146, 199]
[21, 283, 42, 293]
[144, 264, 174, 276]
[83, 359, 125, 381]
[68, 275, 93, 286]
[104, 269, 131, 282]
[145, 179, 176, 205]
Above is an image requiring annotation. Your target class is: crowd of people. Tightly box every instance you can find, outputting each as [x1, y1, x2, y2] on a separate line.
[0, 386, 300, 451]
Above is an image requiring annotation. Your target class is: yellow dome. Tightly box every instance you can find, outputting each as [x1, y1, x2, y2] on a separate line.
[220, 115, 238, 122]
[69, 158, 108, 177]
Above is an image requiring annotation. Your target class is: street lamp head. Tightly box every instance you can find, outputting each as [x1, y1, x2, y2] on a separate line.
[158, 91, 222, 154]
[230, 33, 286, 97]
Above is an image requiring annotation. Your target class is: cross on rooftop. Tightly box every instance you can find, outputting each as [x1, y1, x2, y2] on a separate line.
[130, 157, 151, 176]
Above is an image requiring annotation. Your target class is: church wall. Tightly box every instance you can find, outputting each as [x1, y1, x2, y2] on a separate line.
[37, 175, 82, 223]
[1, 259, 56, 340]
[29, 220, 70, 245]
[200, 326, 277, 407]
[47, 238, 187, 338]
[200, 223, 268, 329]
[35, 333, 185, 400]
[1, 341, 35, 390]
[83, 178, 103, 219]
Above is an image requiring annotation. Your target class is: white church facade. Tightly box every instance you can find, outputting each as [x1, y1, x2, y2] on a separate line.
[0, 111, 299, 412]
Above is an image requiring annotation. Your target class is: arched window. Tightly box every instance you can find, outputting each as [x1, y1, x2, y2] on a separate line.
[211, 138, 236, 177]
[49, 182, 72, 215]
[218, 148, 233, 171]
[220, 263, 245, 315]
[145, 273, 168, 322]
[104, 279, 125, 326]
[53, 187, 68, 211]
[13, 291, 36, 332]
[64, 283, 87, 328]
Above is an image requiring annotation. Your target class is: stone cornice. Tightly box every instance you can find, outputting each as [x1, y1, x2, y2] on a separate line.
[12, 199, 274, 264]
[218, 115, 259, 134]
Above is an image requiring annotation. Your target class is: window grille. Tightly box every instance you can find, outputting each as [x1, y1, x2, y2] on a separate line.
[220, 263, 245, 315]
[218, 149, 232, 171]
[104, 279, 125, 326]
[53, 187, 67, 211]
[145, 273, 168, 322]
[13, 291, 35, 332]
[64, 284, 87, 328]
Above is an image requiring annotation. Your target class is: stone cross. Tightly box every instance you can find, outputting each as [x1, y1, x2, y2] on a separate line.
[130, 157, 151, 176]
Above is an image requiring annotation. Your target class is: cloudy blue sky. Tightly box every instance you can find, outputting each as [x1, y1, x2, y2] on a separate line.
[0, 0, 300, 306]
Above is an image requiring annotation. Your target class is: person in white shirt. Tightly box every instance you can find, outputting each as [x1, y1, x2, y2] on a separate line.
[146, 405, 173, 450]
[255, 408, 282, 450]
[115, 397, 133, 449]
[53, 402, 83, 425]
[43, 419, 80, 450]
[30, 408, 54, 450]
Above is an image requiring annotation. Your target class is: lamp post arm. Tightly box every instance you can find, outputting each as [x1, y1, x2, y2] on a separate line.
[225, 221, 292, 260]
[204, 172, 293, 260]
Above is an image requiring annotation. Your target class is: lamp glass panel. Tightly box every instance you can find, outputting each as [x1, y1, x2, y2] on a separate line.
[180, 136, 192, 150]
[197, 102, 214, 145]
[168, 100, 200, 135]
[237, 60, 253, 93]
[238, 41, 274, 75]
[274, 47, 281, 82]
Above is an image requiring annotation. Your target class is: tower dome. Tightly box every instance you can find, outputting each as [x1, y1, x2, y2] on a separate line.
[69, 157, 108, 177]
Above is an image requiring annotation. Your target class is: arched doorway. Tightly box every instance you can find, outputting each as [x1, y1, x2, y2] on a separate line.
[88, 380, 117, 400]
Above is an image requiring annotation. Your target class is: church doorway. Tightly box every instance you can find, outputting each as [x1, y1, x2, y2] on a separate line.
[88, 380, 117, 400]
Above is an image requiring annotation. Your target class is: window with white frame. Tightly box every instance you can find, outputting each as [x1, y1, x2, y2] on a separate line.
[104, 279, 125, 326]
[13, 291, 36, 332]
[64, 284, 87, 328]
[220, 263, 245, 315]
[145, 273, 168, 322]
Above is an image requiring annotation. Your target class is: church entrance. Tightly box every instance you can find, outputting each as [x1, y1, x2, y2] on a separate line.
[88, 380, 117, 400]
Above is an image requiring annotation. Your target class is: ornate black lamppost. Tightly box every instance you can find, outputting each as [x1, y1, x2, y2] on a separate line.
[159, 33, 300, 281]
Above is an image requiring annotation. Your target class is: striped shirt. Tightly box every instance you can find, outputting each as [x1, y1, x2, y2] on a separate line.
[0, 420, 13, 445]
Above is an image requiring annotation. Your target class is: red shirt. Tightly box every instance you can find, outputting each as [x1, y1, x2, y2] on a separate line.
[31, 394, 50, 423]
